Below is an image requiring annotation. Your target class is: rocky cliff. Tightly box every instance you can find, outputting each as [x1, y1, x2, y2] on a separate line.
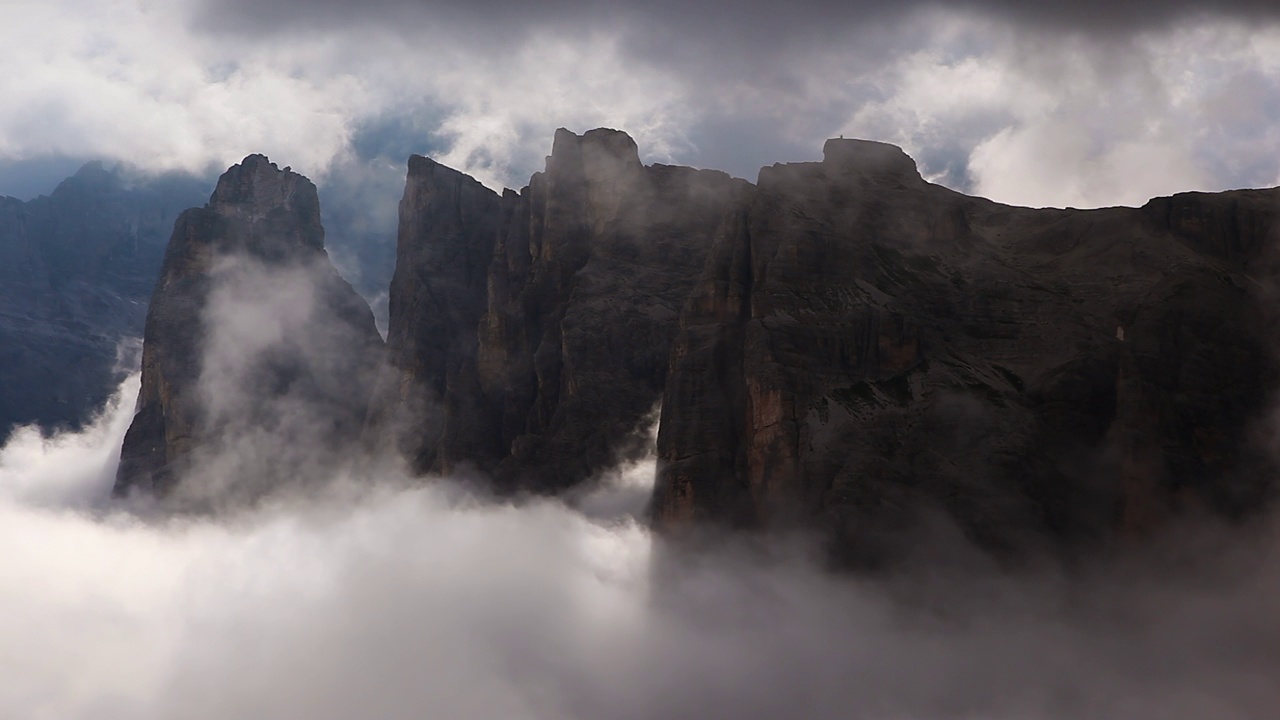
[0, 164, 208, 438]
[653, 139, 1280, 566]
[114, 155, 384, 501]
[369, 128, 748, 490]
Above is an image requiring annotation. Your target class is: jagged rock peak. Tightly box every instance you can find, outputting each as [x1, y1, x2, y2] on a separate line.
[369, 126, 747, 491]
[71, 160, 112, 182]
[822, 138, 923, 184]
[406, 153, 496, 192]
[113, 153, 383, 501]
[209, 155, 319, 233]
[549, 127, 643, 181]
[552, 127, 640, 163]
[202, 154, 325, 254]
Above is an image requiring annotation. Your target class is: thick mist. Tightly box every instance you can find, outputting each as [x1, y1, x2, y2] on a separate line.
[5, 248, 1280, 719]
[5, 373, 1280, 718]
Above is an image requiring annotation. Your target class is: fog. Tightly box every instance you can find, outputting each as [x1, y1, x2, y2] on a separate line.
[5, 249, 1280, 719]
[2, 383, 1279, 718]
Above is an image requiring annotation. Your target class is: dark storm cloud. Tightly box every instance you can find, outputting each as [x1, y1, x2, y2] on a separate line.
[7, 0, 1277, 211]
[176, 0, 1280, 208]
[197, 0, 1280, 40]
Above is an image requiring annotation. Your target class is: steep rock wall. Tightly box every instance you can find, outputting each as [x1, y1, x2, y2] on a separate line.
[370, 128, 748, 490]
[115, 155, 384, 500]
[654, 139, 1280, 565]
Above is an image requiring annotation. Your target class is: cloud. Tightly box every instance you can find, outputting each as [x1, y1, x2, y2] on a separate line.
[193, 0, 1280, 38]
[4, 0, 1280, 214]
[0, 0, 364, 175]
[0, 373, 138, 509]
[4, 370, 1280, 718]
[136, 250, 385, 509]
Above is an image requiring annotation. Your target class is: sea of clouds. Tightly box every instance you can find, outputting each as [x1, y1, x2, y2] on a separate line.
[3, 365, 1280, 719]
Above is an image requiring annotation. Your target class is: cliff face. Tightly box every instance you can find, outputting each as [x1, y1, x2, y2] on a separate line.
[370, 128, 748, 490]
[653, 139, 1280, 565]
[0, 164, 208, 438]
[114, 155, 384, 501]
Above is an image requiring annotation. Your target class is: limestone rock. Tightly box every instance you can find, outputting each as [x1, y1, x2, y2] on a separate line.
[114, 155, 384, 501]
[368, 128, 748, 490]
[653, 139, 1280, 566]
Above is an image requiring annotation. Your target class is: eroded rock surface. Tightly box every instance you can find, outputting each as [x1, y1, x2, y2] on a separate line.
[653, 139, 1280, 566]
[369, 128, 748, 490]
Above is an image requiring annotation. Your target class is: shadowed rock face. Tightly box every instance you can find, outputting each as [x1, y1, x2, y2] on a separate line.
[368, 128, 748, 490]
[114, 155, 384, 501]
[653, 138, 1280, 567]
[0, 163, 208, 439]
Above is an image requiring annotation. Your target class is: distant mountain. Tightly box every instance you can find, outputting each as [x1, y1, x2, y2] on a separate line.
[0, 163, 209, 439]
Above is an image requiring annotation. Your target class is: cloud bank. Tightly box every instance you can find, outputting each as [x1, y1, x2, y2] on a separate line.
[5, 375, 1280, 718]
[2, 0, 1280, 207]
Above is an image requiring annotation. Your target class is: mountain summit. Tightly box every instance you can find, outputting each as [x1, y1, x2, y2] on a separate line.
[114, 156, 384, 502]
[364, 127, 749, 491]
[376, 129, 1280, 564]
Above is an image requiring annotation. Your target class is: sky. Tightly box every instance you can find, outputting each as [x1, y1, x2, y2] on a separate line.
[1, 0, 1280, 207]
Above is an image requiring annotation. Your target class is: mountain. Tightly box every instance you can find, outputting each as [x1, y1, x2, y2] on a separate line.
[113, 155, 384, 502]
[105, 129, 1279, 563]
[0, 163, 208, 439]
[652, 139, 1280, 566]
[382, 130, 1279, 564]
[366, 128, 747, 490]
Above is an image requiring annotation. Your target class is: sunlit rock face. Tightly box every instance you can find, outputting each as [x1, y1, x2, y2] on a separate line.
[654, 138, 1280, 567]
[368, 128, 748, 491]
[0, 163, 207, 439]
[114, 155, 384, 501]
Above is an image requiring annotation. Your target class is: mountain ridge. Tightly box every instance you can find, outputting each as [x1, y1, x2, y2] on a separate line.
[104, 129, 1280, 565]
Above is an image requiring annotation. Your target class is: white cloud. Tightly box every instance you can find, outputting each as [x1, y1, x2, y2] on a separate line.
[834, 12, 1280, 207]
[0, 0, 363, 176]
[0, 372, 138, 509]
[422, 31, 696, 191]
[4, 4, 1280, 205]
[3, 374, 1280, 718]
